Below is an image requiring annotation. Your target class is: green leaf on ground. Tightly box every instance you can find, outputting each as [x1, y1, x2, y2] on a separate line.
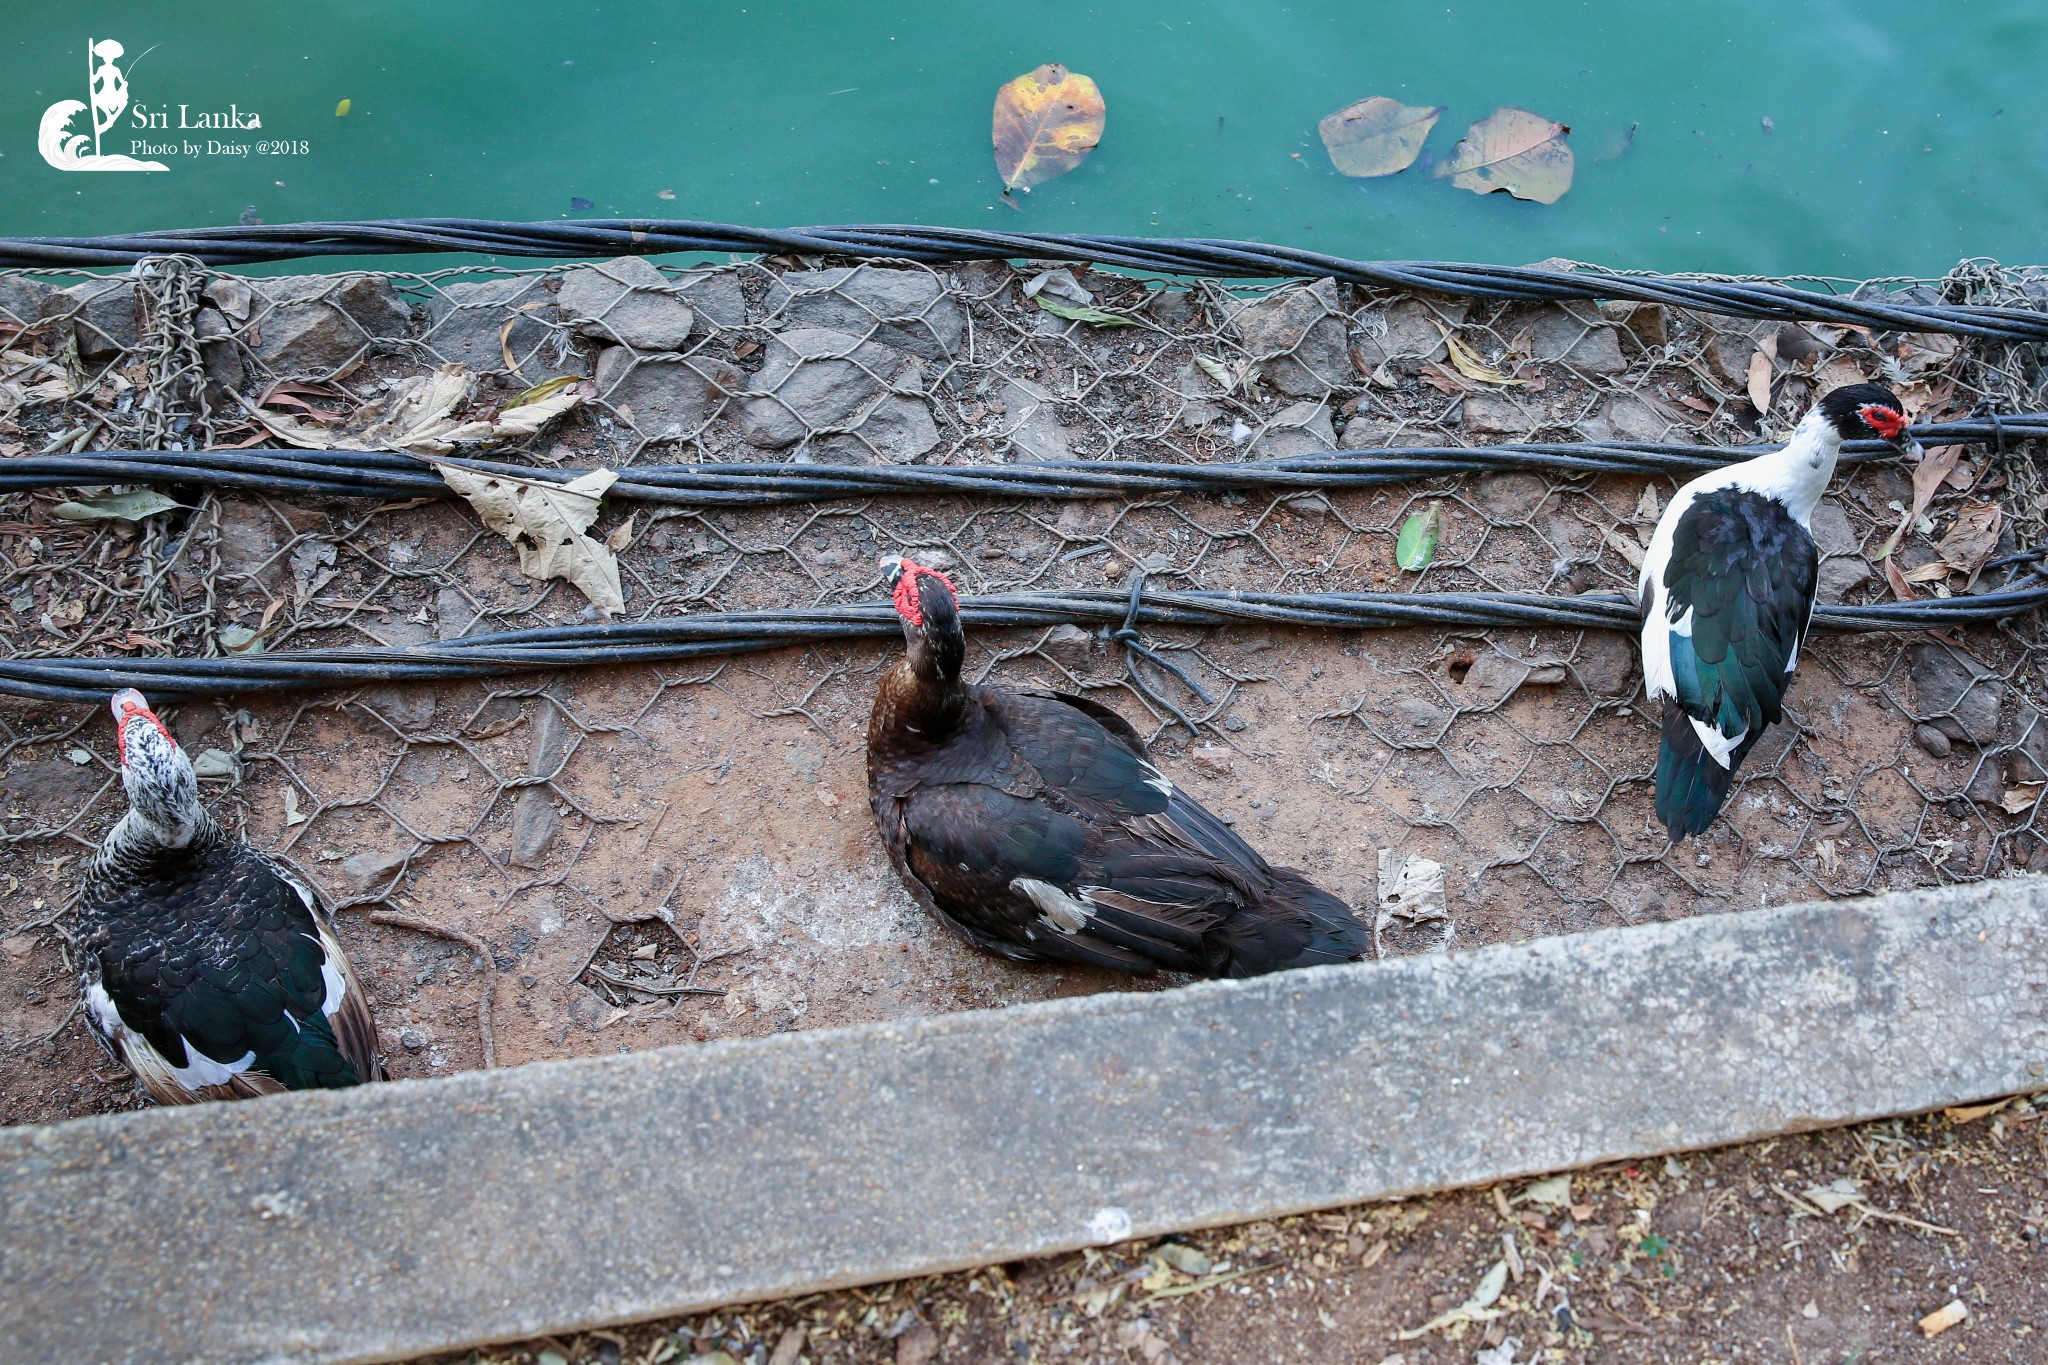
[1396, 502, 1442, 571]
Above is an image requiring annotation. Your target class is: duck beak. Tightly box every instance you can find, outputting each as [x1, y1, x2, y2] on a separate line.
[878, 554, 907, 589]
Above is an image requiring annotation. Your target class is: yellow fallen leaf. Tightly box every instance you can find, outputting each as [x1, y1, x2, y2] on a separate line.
[1435, 107, 1574, 203]
[993, 64, 1105, 195]
[1319, 96, 1444, 178]
[1439, 329, 1524, 386]
[1944, 1097, 2012, 1122]
[1876, 444, 1962, 558]
[1900, 560, 1952, 584]
[1396, 1260, 1507, 1340]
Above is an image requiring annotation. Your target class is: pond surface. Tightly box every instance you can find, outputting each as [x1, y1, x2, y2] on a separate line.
[2, 1, 2043, 277]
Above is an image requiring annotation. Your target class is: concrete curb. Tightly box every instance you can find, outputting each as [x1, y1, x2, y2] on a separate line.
[4, 878, 2046, 1365]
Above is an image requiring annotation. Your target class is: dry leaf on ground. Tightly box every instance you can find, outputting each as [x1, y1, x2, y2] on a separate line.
[1318, 96, 1444, 177]
[1395, 1259, 1508, 1339]
[1935, 500, 2002, 585]
[993, 64, 1105, 195]
[433, 464, 624, 614]
[253, 363, 587, 456]
[1434, 107, 1573, 203]
[1875, 444, 1963, 558]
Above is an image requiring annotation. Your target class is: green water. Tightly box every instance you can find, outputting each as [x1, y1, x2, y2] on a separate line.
[3, 2, 2044, 278]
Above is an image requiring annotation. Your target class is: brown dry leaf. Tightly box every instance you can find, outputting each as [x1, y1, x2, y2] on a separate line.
[1875, 444, 1963, 558]
[993, 64, 1105, 195]
[1900, 561, 1952, 584]
[1416, 361, 1463, 395]
[1434, 107, 1573, 203]
[1945, 1097, 2013, 1122]
[1999, 785, 2043, 815]
[1318, 96, 1445, 177]
[1936, 499, 2001, 585]
[432, 465, 624, 614]
[1882, 557, 1919, 601]
[605, 512, 637, 553]
[1746, 349, 1775, 414]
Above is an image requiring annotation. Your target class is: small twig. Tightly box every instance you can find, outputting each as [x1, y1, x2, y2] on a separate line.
[369, 910, 497, 1067]
[585, 963, 725, 999]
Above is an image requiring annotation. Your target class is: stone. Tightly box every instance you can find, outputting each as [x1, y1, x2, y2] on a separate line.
[1041, 624, 1093, 661]
[1391, 698, 1447, 736]
[1907, 643, 2006, 746]
[249, 274, 411, 377]
[739, 328, 936, 464]
[555, 257, 696, 352]
[673, 268, 749, 332]
[761, 266, 966, 361]
[421, 276, 568, 378]
[436, 587, 479, 641]
[1248, 400, 1336, 459]
[1809, 500, 1859, 557]
[1571, 634, 1638, 698]
[333, 846, 409, 896]
[1816, 556, 1871, 603]
[1519, 304, 1628, 375]
[1460, 391, 1539, 437]
[1145, 289, 1198, 328]
[354, 686, 436, 733]
[993, 377, 1071, 460]
[0, 759, 104, 811]
[214, 501, 299, 591]
[1602, 301, 1667, 350]
[1913, 724, 1953, 759]
[1704, 331, 1761, 386]
[1474, 472, 1546, 519]
[1190, 744, 1234, 779]
[5, 879, 2045, 1365]
[2008, 705, 2048, 783]
[193, 308, 247, 395]
[40, 279, 140, 362]
[1351, 297, 1465, 368]
[1343, 416, 1452, 448]
[1577, 393, 1687, 444]
[1222, 278, 1351, 397]
[0, 276, 54, 328]
[594, 347, 718, 444]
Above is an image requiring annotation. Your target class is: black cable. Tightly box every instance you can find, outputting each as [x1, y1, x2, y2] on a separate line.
[3, 218, 2044, 341]
[5, 580, 2042, 704]
[14, 412, 2044, 508]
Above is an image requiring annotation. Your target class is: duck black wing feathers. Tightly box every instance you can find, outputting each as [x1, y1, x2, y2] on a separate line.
[84, 843, 379, 1100]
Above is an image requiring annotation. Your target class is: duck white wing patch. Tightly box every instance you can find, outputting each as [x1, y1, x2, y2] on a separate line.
[1139, 762, 1173, 797]
[1690, 716, 1746, 768]
[169, 1040, 257, 1090]
[306, 930, 348, 1016]
[1010, 877, 1097, 936]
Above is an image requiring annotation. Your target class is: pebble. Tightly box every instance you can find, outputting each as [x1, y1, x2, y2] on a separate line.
[1913, 724, 1953, 759]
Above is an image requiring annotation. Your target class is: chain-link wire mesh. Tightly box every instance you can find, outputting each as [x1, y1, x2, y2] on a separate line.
[3, 251, 2046, 1117]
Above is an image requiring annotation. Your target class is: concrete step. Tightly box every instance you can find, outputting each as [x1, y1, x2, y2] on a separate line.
[3, 877, 2044, 1365]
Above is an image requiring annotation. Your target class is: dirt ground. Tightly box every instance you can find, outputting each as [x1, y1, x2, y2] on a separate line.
[399, 1104, 2048, 1365]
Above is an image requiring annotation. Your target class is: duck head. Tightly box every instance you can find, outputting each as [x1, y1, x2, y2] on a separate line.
[881, 554, 965, 686]
[111, 688, 206, 846]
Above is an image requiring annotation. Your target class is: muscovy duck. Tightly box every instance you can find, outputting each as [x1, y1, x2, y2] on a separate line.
[1640, 382, 1911, 839]
[868, 556, 1369, 976]
[77, 689, 384, 1103]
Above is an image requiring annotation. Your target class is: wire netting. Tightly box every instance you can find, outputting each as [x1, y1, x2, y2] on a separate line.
[3, 248, 2047, 1101]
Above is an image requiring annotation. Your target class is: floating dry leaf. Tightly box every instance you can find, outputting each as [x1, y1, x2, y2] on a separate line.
[1435, 107, 1573, 203]
[993, 64, 1105, 195]
[1936, 499, 2002, 585]
[1318, 95, 1444, 177]
[433, 465, 624, 614]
